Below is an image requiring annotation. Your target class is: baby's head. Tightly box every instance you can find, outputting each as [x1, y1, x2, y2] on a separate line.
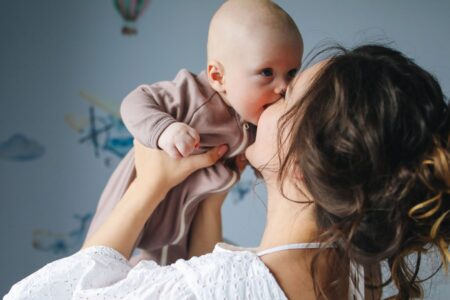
[207, 0, 303, 125]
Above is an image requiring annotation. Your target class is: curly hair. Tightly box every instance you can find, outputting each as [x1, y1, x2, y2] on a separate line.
[278, 44, 450, 299]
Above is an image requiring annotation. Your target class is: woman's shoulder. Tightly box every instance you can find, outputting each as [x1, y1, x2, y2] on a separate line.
[5, 246, 132, 299]
[5, 245, 288, 299]
[169, 243, 288, 299]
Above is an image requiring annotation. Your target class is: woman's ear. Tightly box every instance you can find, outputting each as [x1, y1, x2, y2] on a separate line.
[293, 164, 304, 181]
[207, 61, 226, 93]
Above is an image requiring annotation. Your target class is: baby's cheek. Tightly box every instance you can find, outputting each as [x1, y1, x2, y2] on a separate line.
[250, 107, 264, 125]
[237, 103, 258, 123]
[254, 109, 265, 124]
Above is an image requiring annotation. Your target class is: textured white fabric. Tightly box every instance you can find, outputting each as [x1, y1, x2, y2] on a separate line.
[5, 243, 287, 300]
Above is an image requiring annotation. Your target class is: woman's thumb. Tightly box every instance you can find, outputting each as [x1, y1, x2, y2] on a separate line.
[190, 145, 228, 170]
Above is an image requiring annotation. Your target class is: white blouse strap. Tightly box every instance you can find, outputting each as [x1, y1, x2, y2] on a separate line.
[256, 243, 365, 299]
[256, 242, 332, 257]
[348, 260, 365, 300]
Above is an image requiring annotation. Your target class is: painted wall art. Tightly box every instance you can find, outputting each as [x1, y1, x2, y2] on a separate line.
[65, 91, 133, 167]
[0, 134, 45, 161]
[32, 213, 93, 254]
[114, 0, 152, 35]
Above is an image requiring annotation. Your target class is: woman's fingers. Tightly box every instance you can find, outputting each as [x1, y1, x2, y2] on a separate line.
[182, 145, 228, 173]
[134, 139, 228, 192]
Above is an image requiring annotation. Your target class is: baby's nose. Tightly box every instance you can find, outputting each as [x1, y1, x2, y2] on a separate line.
[275, 81, 288, 97]
[275, 79, 288, 97]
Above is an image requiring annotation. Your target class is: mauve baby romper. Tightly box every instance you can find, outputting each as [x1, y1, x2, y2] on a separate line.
[85, 69, 255, 265]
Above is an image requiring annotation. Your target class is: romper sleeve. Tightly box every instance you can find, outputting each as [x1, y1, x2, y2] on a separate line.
[120, 69, 204, 149]
[5, 246, 195, 300]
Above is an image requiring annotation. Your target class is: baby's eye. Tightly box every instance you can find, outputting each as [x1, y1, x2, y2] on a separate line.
[260, 68, 273, 77]
[288, 68, 298, 78]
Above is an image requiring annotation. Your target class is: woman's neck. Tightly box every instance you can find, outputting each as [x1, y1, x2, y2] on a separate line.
[259, 180, 318, 250]
[257, 182, 347, 300]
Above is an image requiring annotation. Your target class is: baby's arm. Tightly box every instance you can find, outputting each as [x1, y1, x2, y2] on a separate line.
[188, 191, 227, 257]
[120, 70, 201, 158]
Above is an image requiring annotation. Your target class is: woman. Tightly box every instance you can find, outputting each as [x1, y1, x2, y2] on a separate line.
[6, 45, 450, 299]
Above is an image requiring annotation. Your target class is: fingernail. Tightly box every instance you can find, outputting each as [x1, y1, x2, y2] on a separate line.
[218, 145, 228, 156]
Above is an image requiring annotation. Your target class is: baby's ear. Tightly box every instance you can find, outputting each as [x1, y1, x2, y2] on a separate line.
[207, 61, 226, 93]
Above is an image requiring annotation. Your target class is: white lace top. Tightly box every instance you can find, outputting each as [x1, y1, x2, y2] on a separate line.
[5, 243, 288, 300]
[5, 242, 364, 299]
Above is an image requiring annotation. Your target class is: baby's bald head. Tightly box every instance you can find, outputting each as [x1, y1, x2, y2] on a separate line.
[206, 1, 303, 125]
[207, 0, 302, 65]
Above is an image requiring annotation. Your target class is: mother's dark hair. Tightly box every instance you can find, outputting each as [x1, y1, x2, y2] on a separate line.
[279, 44, 450, 299]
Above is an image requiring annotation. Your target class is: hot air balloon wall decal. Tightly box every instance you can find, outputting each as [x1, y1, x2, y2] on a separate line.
[113, 0, 151, 35]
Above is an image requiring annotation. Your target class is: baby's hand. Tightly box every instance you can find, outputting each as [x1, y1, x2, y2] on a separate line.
[157, 122, 200, 159]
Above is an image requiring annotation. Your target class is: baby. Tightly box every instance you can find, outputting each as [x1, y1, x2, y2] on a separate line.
[85, 0, 303, 265]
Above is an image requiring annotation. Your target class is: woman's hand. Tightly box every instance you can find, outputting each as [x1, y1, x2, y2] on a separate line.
[83, 140, 228, 258]
[133, 139, 229, 198]
[235, 153, 248, 173]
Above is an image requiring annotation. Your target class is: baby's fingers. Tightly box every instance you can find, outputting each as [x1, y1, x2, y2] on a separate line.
[187, 127, 200, 149]
[166, 145, 183, 160]
[176, 135, 198, 157]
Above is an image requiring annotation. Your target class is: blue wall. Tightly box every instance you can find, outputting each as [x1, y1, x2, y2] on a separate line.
[1, 0, 449, 297]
